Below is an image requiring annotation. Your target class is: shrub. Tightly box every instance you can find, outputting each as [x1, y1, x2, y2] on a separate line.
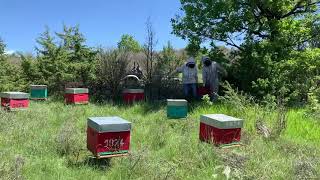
[94, 49, 129, 101]
[306, 78, 320, 119]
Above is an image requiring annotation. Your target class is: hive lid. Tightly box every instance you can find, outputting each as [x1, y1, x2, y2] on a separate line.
[0, 92, 29, 99]
[167, 99, 188, 106]
[30, 85, 47, 89]
[200, 114, 243, 129]
[123, 89, 144, 93]
[88, 116, 132, 132]
[65, 88, 89, 94]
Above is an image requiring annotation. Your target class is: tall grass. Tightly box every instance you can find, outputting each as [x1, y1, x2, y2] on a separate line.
[0, 100, 319, 179]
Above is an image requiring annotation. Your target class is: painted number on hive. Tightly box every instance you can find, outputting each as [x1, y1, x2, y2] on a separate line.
[104, 138, 125, 150]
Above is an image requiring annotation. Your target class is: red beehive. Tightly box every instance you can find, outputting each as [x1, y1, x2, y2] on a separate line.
[199, 114, 243, 145]
[122, 89, 144, 103]
[64, 88, 89, 105]
[0, 92, 29, 111]
[197, 86, 210, 97]
[87, 117, 132, 158]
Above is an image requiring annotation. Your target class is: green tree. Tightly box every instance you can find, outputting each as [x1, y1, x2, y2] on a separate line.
[56, 25, 97, 86]
[172, 0, 320, 51]
[0, 38, 25, 91]
[35, 28, 72, 92]
[0, 38, 5, 55]
[117, 34, 141, 53]
[157, 41, 184, 76]
[172, 0, 320, 102]
[22, 25, 98, 94]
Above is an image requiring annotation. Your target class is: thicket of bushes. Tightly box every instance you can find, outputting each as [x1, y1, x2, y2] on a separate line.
[0, 20, 319, 107]
[0, 25, 188, 101]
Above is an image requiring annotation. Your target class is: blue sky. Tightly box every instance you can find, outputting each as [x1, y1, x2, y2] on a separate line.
[0, 0, 187, 53]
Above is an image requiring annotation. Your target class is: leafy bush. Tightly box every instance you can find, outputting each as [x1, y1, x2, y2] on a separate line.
[94, 49, 129, 101]
[306, 78, 320, 118]
[249, 48, 320, 105]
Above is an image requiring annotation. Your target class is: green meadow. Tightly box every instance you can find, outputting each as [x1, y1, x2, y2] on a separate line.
[0, 100, 319, 179]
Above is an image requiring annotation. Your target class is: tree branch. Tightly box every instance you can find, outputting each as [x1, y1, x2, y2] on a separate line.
[215, 37, 244, 51]
[281, 0, 320, 19]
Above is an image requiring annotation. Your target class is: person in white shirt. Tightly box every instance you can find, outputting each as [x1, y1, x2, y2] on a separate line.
[172, 57, 198, 99]
[202, 56, 227, 101]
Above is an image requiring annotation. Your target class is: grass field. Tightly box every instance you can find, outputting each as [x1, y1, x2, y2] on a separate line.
[0, 100, 319, 179]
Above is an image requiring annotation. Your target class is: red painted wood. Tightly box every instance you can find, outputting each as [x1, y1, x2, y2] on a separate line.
[87, 126, 131, 156]
[122, 93, 144, 103]
[197, 87, 210, 97]
[64, 93, 89, 104]
[199, 122, 241, 145]
[1, 98, 29, 109]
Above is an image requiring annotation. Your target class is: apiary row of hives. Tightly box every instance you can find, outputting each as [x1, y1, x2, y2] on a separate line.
[1, 85, 244, 159]
[0, 85, 147, 110]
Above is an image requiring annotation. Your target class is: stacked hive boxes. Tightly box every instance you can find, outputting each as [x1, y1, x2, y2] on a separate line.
[122, 89, 144, 103]
[167, 99, 188, 118]
[200, 114, 243, 145]
[87, 117, 131, 158]
[0, 92, 29, 110]
[64, 88, 89, 104]
[30, 85, 47, 100]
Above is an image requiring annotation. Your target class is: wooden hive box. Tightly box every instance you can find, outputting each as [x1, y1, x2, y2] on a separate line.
[197, 86, 210, 97]
[87, 117, 132, 158]
[167, 99, 188, 119]
[122, 89, 144, 104]
[0, 92, 29, 110]
[199, 114, 243, 145]
[64, 88, 89, 105]
[30, 85, 47, 100]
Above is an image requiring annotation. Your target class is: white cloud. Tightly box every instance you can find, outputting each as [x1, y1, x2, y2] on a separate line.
[4, 50, 15, 55]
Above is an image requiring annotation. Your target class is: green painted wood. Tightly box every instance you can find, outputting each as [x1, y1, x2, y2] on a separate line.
[167, 105, 187, 119]
[98, 150, 129, 156]
[30, 88, 47, 99]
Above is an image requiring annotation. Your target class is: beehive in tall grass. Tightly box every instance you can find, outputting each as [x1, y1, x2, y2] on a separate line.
[87, 116, 131, 158]
[64, 88, 89, 105]
[0, 92, 29, 111]
[167, 99, 188, 119]
[122, 89, 144, 103]
[30, 85, 47, 100]
[200, 114, 243, 145]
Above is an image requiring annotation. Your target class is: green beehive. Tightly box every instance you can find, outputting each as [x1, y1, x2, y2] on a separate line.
[167, 99, 188, 119]
[30, 85, 47, 100]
